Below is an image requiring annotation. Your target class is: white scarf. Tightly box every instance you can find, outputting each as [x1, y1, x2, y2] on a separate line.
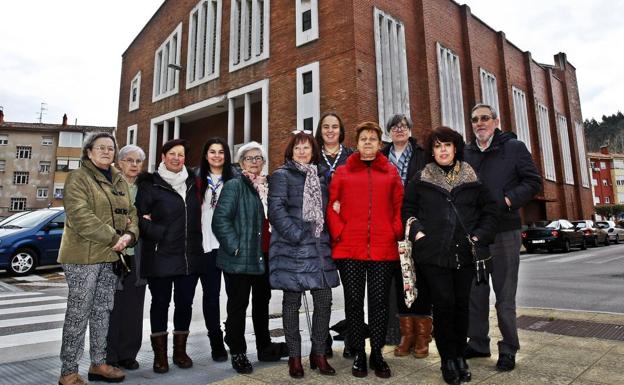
[158, 162, 188, 201]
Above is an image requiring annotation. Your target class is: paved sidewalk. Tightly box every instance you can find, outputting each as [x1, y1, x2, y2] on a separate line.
[1, 307, 623, 384]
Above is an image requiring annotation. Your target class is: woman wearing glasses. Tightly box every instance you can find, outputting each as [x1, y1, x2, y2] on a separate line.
[106, 145, 147, 371]
[58, 132, 138, 385]
[212, 141, 288, 374]
[136, 139, 203, 374]
[196, 138, 234, 362]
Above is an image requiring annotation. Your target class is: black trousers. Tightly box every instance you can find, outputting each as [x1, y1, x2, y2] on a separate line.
[420, 263, 473, 360]
[337, 260, 394, 352]
[148, 274, 199, 333]
[199, 250, 223, 339]
[223, 269, 272, 354]
[106, 257, 146, 362]
[395, 262, 433, 316]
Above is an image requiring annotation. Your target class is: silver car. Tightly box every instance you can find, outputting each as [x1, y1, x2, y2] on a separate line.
[595, 220, 624, 244]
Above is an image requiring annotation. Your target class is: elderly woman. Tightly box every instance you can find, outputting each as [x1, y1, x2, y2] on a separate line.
[268, 132, 340, 378]
[136, 139, 203, 374]
[58, 132, 138, 385]
[402, 126, 497, 385]
[212, 141, 287, 374]
[106, 145, 147, 371]
[327, 122, 404, 378]
[315, 112, 353, 182]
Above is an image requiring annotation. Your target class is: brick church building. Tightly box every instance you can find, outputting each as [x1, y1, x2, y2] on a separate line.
[116, 0, 594, 222]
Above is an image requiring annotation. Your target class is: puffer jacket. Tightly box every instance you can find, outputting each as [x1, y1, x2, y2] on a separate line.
[327, 151, 404, 261]
[58, 160, 139, 264]
[402, 161, 498, 269]
[135, 168, 203, 277]
[268, 161, 340, 291]
[212, 174, 266, 275]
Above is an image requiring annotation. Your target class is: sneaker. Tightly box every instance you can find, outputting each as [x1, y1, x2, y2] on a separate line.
[496, 353, 515, 371]
[464, 345, 491, 359]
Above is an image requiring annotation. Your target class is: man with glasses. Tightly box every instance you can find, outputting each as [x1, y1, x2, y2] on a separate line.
[463, 104, 541, 372]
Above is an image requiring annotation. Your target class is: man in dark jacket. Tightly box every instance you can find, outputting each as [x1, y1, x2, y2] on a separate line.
[463, 104, 542, 372]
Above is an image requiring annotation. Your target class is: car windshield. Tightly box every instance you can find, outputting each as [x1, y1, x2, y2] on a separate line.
[2, 210, 60, 228]
[545, 221, 560, 229]
[596, 222, 609, 228]
[572, 222, 586, 228]
[0, 211, 30, 226]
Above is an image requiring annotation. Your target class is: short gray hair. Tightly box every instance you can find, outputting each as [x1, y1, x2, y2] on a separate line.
[236, 141, 266, 164]
[81, 132, 117, 161]
[385, 113, 413, 134]
[118, 145, 146, 161]
[471, 103, 498, 119]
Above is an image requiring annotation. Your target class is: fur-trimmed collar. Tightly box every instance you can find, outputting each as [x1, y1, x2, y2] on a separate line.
[420, 161, 479, 192]
[345, 151, 394, 173]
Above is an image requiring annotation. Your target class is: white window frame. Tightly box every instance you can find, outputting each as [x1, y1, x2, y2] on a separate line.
[36, 188, 49, 199]
[437, 43, 466, 138]
[0, 134, 7, 145]
[295, 0, 318, 46]
[129, 71, 141, 111]
[41, 136, 53, 145]
[605, 196, 610, 204]
[479, 68, 501, 121]
[229, 0, 270, 72]
[574, 121, 590, 188]
[16, 146, 32, 159]
[13, 171, 29, 184]
[54, 185, 64, 199]
[512, 87, 531, 152]
[296, 61, 320, 134]
[127, 124, 138, 146]
[600, 161, 606, 169]
[10, 197, 27, 211]
[537, 103, 556, 181]
[153, 23, 183, 102]
[557, 113, 574, 185]
[187, 0, 222, 89]
[0, 159, 5, 172]
[39, 161, 51, 173]
[374, 8, 410, 142]
[58, 132, 83, 148]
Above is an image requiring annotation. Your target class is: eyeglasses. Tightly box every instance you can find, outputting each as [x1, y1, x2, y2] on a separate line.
[121, 158, 143, 165]
[471, 115, 493, 124]
[242, 155, 264, 163]
[391, 124, 409, 132]
[93, 145, 115, 153]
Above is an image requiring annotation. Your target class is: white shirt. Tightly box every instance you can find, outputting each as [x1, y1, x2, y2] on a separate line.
[201, 172, 223, 253]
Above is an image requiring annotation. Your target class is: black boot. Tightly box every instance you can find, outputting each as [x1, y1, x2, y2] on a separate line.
[209, 333, 228, 362]
[441, 359, 460, 385]
[455, 357, 471, 382]
[231, 353, 253, 374]
[258, 342, 288, 362]
[324, 334, 333, 358]
[369, 350, 391, 378]
[351, 351, 367, 377]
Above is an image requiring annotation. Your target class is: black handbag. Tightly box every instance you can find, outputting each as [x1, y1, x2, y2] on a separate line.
[447, 197, 492, 285]
[112, 252, 131, 278]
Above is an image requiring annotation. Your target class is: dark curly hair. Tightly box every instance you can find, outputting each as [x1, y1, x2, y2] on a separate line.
[424, 126, 465, 162]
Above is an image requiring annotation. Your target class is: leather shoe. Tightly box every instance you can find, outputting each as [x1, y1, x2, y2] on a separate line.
[288, 357, 304, 378]
[441, 359, 460, 385]
[455, 357, 471, 382]
[118, 358, 139, 370]
[351, 351, 368, 377]
[310, 353, 335, 375]
[464, 345, 491, 359]
[58, 373, 87, 385]
[231, 353, 253, 374]
[369, 350, 391, 378]
[496, 353, 515, 372]
[88, 363, 125, 383]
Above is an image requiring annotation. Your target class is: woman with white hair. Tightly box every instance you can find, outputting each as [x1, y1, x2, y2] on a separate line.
[212, 141, 287, 374]
[106, 144, 147, 371]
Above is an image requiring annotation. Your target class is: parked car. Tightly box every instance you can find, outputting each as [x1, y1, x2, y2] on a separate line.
[572, 220, 609, 247]
[0, 208, 65, 275]
[595, 220, 624, 244]
[0, 211, 32, 227]
[521, 219, 586, 253]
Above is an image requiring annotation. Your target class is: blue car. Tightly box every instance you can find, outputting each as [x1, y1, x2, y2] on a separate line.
[0, 208, 65, 275]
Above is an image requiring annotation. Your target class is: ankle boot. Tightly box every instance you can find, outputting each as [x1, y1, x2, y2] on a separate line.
[369, 350, 391, 378]
[231, 353, 253, 374]
[455, 357, 472, 382]
[288, 357, 304, 378]
[413, 316, 433, 358]
[87, 363, 125, 383]
[150, 332, 169, 373]
[351, 351, 368, 377]
[441, 359, 460, 385]
[310, 353, 336, 375]
[209, 332, 228, 362]
[394, 316, 416, 356]
[172, 330, 193, 368]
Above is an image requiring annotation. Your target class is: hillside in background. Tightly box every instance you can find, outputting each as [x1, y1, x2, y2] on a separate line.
[584, 112, 624, 153]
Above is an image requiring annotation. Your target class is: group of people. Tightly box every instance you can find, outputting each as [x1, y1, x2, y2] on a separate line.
[56, 103, 541, 385]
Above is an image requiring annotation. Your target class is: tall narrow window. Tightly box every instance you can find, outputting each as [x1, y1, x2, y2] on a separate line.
[374, 8, 410, 141]
[557, 114, 574, 185]
[127, 124, 138, 146]
[480, 68, 501, 121]
[512, 87, 531, 152]
[537, 103, 556, 181]
[187, 0, 222, 88]
[296, 62, 320, 134]
[574, 121, 590, 188]
[296, 0, 318, 46]
[129, 71, 141, 111]
[437, 43, 465, 138]
[230, 0, 270, 71]
[153, 23, 182, 102]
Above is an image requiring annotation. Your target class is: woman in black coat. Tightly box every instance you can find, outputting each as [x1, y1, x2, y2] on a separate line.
[268, 132, 340, 379]
[402, 127, 497, 385]
[135, 139, 203, 374]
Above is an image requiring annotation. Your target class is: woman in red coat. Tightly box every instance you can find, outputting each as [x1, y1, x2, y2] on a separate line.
[327, 121, 404, 378]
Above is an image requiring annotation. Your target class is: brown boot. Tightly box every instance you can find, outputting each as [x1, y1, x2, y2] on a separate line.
[309, 353, 336, 375]
[58, 373, 87, 385]
[173, 330, 193, 368]
[88, 363, 125, 382]
[394, 316, 416, 356]
[413, 316, 433, 358]
[288, 357, 304, 378]
[151, 331, 169, 373]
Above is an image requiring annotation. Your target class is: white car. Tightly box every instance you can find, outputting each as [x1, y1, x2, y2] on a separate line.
[595, 221, 624, 244]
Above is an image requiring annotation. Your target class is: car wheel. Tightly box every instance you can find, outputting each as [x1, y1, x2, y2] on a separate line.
[525, 246, 536, 253]
[562, 240, 571, 253]
[9, 248, 37, 276]
[592, 236, 598, 247]
[615, 235, 620, 244]
[604, 236, 610, 246]
[580, 238, 587, 250]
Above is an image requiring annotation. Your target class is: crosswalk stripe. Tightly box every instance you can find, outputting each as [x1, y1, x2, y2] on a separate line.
[0, 328, 63, 349]
[0, 296, 65, 306]
[549, 253, 596, 263]
[0, 292, 43, 299]
[0, 302, 66, 316]
[0, 313, 66, 328]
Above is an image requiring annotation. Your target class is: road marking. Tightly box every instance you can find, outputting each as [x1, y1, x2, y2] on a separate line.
[0, 302, 66, 315]
[0, 296, 65, 306]
[549, 253, 596, 263]
[0, 313, 65, 328]
[12, 275, 46, 282]
[0, 328, 63, 349]
[0, 292, 43, 299]
[585, 255, 624, 264]
[522, 254, 567, 262]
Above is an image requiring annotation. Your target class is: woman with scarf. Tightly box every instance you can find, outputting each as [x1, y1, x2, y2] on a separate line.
[315, 112, 353, 183]
[212, 141, 287, 374]
[135, 139, 203, 374]
[268, 132, 340, 378]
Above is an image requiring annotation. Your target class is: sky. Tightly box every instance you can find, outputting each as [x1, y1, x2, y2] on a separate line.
[0, 0, 622, 127]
